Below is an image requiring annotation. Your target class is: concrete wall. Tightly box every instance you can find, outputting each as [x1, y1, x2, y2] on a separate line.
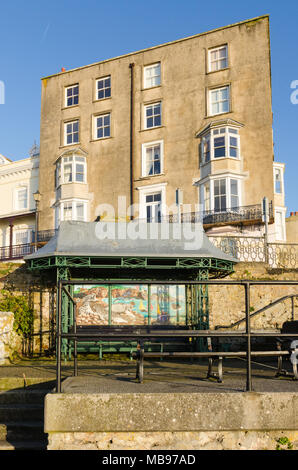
[45, 392, 298, 450]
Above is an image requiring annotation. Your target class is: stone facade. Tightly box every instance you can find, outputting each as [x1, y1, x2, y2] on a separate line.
[47, 430, 298, 451]
[209, 262, 298, 331]
[38, 15, 286, 241]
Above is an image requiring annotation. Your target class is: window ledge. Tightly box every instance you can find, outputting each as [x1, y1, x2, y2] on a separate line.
[59, 143, 81, 149]
[140, 125, 165, 133]
[135, 173, 166, 182]
[92, 97, 112, 104]
[205, 111, 233, 119]
[141, 85, 162, 92]
[90, 137, 113, 143]
[206, 67, 230, 75]
[61, 104, 79, 111]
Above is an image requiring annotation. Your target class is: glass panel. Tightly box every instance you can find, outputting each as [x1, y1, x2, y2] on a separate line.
[214, 180, 220, 196]
[76, 203, 84, 221]
[64, 164, 72, 183]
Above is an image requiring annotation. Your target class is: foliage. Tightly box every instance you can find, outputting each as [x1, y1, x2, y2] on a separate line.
[276, 436, 293, 450]
[0, 289, 34, 339]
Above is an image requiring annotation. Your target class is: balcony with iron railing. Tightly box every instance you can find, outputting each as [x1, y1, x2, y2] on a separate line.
[166, 202, 273, 227]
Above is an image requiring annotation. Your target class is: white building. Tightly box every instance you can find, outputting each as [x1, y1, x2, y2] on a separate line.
[0, 148, 39, 260]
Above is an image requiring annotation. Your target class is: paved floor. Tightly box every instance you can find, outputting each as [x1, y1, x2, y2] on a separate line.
[0, 357, 297, 393]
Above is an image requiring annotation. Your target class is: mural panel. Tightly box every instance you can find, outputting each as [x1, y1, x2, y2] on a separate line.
[73, 284, 186, 326]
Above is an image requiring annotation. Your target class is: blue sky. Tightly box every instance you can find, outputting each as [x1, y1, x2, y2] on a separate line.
[0, 0, 297, 212]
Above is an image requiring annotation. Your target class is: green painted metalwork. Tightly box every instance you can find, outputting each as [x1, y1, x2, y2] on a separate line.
[26, 248, 235, 354]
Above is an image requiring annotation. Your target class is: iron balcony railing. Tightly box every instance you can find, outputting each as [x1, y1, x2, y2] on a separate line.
[33, 229, 58, 243]
[0, 243, 34, 261]
[165, 203, 273, 225]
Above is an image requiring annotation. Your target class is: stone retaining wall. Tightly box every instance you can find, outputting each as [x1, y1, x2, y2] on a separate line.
[45, 392, 298, 450]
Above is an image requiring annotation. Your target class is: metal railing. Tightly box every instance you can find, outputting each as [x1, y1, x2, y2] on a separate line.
[0, 243, 34, 261]
[165, 203, 273, 225]
[209, 235, 298, 269]
[56, 279, 298, 393]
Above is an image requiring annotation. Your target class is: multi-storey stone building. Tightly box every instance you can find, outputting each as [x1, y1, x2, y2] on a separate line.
[38, 15, 287, 242]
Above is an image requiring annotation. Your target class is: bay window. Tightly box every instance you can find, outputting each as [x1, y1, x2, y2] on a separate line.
[200, 126, 240, 165]
[201, 176, 241, 213]
[56, 199, 88, 227]
[56, 153, 87, 187]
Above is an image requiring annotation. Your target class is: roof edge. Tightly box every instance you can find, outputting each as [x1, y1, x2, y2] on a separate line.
[41, 15, 270, 81]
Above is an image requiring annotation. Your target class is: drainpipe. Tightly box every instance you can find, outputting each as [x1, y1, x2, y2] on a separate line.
[129, 63, 135, 220]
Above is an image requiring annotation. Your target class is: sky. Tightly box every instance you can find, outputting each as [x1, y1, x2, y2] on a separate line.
[0, 0, 297, 213]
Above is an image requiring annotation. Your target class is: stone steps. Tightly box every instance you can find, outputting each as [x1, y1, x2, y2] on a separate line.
[0, 439, 46, 450]
[0, 383, 52, 450]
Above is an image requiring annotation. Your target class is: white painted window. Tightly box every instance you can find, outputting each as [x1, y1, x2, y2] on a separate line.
[144, 102, 162, 129]
[200, 176, 241, 212]
[214, 179, 227, 212]
[142, 140, 163, 177]
[208, 45, 228, 72]
[57, 199, 88, 226]
[138, 183, 167, 221]
[200, 126, 240, 165]
[16, 187, 28, 210]
[14, 229, 32, 245]
[274, 168, 282, 194]
[64, 120, 79, 145]
[96, 76, 111, 100]
[56, 154, 86, 187]
[65, 84, 79, 107]
[144, 63, 161, 88]
[94, 113, 111, 139]
[209, 86, 230, 116]
[144, 192, 162, 222]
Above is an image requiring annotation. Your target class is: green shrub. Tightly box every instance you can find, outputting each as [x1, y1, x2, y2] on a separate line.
[0, 290, 34, 339]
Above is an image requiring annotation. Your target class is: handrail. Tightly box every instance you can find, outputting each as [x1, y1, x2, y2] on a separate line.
[215, 293, 298, 330]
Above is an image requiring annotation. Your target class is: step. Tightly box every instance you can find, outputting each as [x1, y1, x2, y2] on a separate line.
[0, 439, 47, 450]
[0, 404, 44, 421]
[0, 421, 46, 441]
[0, 390, 48, 405]
[0, 377, 55, 391]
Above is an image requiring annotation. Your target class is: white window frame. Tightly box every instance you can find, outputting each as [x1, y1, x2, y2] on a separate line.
[273, 166, 284, 194]
[274, 207, 286, 242]
[141, 140, 164, 177]
[13, 228, 33, 245]
[209, 86, 230, 116]
[137, 183, 167, 221]
[200, 126, 240, 165]
[144, 63, 161, 89]
[95, 76, 111, 100]
[208, 45, 228, 72]
[199, 175, 242, 213]
[15, 186, 28, 211]
[56, 153, 87, 187]
[64, 120, 79, 146]
[93, 113, 111, 140]
[65, 84, 79, 107]
[144, 102, 162, 129]
[56, 199, 88, 227]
